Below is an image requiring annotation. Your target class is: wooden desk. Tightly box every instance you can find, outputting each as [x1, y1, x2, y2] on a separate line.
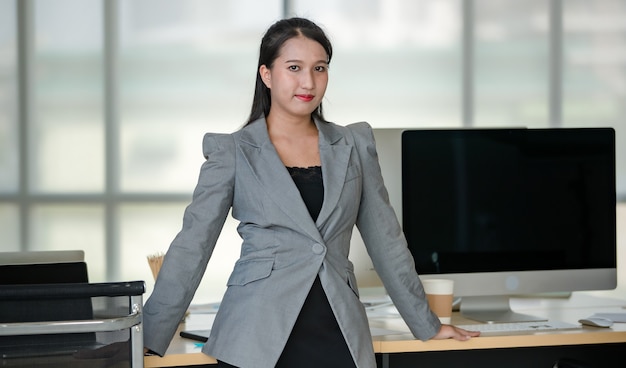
[145, 293, 626, 368]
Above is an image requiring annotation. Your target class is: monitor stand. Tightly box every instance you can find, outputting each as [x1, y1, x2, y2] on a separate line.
[459, 295, 547, 323]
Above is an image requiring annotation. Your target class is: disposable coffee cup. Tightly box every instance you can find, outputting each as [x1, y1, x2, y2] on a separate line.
[422, 278, 454, 324]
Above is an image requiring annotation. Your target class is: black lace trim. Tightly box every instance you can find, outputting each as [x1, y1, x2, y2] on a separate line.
[286, 166, 322, 183]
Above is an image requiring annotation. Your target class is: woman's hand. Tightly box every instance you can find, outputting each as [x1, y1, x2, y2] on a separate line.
[433, 324, 481, 341]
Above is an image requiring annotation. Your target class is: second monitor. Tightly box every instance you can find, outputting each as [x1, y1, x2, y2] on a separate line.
[401, 127, 617, 323]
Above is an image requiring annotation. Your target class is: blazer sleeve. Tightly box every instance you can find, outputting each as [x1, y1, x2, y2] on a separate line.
[143, 133, 236, 355]
[347, 122, 441, 341]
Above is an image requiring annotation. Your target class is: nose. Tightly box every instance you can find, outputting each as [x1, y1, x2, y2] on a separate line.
[300, 69, 315, 90]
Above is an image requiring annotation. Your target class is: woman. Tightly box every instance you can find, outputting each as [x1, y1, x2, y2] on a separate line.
[142, 17, 479, 368]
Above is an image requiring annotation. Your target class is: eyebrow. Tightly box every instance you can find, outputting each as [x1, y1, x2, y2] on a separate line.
[283, 59, 329, 64]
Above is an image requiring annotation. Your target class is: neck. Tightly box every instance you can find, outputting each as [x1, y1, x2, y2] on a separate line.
[266, 113, 316, 137]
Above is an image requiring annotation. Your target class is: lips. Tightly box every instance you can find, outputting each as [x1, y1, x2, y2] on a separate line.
[296, 94, 314, 102]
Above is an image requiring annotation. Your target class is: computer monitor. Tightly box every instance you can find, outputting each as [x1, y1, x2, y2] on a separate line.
[401, 127, 617, 323]
[0, 250, 84, 265]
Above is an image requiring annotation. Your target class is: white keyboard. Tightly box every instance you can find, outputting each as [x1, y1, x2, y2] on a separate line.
[456, 320, 581, 336]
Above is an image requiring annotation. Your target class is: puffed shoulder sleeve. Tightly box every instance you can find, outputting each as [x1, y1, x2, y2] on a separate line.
[188, 132, 235, 229]
[143, 132, 236, 356]
[345, 121, 374, 141]
[203, 133, 231, 158]
[345, 122, 381, 170]
[347, 122, 441, 341]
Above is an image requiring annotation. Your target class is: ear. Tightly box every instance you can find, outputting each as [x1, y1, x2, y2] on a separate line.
[259, 65, 271, 88]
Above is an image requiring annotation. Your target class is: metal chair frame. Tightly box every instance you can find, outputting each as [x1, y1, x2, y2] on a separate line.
[0, 281, 145, 367]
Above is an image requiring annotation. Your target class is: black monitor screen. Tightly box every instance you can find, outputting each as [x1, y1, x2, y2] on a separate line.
[401, 128, 616, 275]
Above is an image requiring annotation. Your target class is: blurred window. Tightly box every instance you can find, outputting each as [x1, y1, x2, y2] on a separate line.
[1, 0, 624, 302]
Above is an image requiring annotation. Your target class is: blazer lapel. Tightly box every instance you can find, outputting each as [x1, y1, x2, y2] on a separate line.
[315, 119, 351, 228]
[238, 118, 352, 243]
[239, 118, 324, 243]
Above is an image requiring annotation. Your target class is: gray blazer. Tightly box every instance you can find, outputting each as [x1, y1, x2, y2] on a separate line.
[143, 117, 440, 368]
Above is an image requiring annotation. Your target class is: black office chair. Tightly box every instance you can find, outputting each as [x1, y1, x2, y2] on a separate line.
[0, 261, 94, 347]
[0, 281, 145, 367]
[0, 258, 145, 367]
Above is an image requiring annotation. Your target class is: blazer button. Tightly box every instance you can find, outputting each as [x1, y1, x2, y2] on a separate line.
[312, 243, 325, 254]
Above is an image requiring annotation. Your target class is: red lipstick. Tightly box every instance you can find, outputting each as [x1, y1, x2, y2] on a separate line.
[296, 94, 314, 102]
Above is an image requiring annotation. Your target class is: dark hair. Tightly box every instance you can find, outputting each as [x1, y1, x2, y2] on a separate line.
[245, 17, 333, 125]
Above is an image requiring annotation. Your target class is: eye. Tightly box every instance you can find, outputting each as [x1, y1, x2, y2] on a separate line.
[315, 65, 328, 72]
[288, 65, 300, 71]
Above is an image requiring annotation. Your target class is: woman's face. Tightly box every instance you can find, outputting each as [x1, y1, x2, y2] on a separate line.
[260, 36, 329, 120]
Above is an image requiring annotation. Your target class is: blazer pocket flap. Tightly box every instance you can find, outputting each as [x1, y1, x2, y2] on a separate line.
[227, 258, 274, 286]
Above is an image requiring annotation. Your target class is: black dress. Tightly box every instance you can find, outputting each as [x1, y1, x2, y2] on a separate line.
[217, 166, 356, 368]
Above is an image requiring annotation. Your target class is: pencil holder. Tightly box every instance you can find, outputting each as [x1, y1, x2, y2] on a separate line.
[147, 252, 190, 321]
[147, 252, 164, 281]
